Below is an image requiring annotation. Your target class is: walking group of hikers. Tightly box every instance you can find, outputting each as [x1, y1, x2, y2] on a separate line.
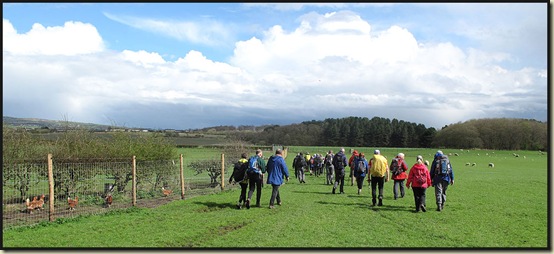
[229, 147, 454, 212]
[228, 149, 289, 209]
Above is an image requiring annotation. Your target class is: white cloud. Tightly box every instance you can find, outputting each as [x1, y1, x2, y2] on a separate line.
[2, 8, 547, 129]
[2, 19, 104, 56]
[103, 12, 232, 46]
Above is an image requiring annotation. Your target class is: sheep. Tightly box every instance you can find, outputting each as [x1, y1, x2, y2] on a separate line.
[465, 162, 470, 166]
[424, 160, 430, 166]
[454, 153, 459, 156]
[488, 163, 495, 168]
[471, 163, 476, 167]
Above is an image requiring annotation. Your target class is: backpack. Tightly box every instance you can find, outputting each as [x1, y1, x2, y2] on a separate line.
[435, 156, 451, 175]
[248, 156, 259, 173]
[371, 155, 387, 177]
[414, 168, 427, 185]
[390, 158, 402, 176]
[356, 158, 365, 173]
[295, 155, 307, 168]
[334, 153, 344, 170]
[324, 154, 333, 165]
[232, 161, 249, 182]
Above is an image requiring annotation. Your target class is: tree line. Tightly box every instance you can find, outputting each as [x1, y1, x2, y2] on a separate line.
[432, 118, 547, 151]
[233, 116, 548, 151]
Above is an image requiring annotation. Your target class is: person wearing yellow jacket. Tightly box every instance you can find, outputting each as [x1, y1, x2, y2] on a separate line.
[368, 150, 390, 206]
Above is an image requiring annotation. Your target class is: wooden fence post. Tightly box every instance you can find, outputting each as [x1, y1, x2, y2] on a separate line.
[180, 154, 185, 200]
[221, 153, 225, 191]
[132, 155, 136, 207]
[47, 153, 55, 222]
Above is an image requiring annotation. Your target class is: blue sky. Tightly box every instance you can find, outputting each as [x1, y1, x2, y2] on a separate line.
[3, 3, 548, 130]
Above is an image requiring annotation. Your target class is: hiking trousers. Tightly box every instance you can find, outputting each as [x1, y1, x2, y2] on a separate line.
[238, 182, 248, 204]
[269, 184, 281, 206]
[393, 179, 406, 199]
[247, 173, 263, 206]
[333, 173, 345, 193]
[434, 179, 449, 207]
[296, 167, 305, 183]
[325, 164, 334, 185]
[370, 176, 385, 202]
[412, 187, 426, 211]
[356, 175, 365, 190]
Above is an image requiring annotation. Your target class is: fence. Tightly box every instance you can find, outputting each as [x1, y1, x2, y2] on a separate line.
[2, 153, 240, 229]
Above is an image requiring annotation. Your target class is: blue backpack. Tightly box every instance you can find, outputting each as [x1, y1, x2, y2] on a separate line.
[248, 156, 259, 173]
[435, 156, 451, 175]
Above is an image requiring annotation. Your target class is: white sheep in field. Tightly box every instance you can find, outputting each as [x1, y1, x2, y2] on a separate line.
[488, 163, 495, 168]
[424, 160, 430, 166]
[471, 163, 476, 167]
[465, 162, 470, 166]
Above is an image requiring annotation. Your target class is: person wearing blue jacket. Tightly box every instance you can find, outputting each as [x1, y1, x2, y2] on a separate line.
[353, 153, 369, 195]
[430, 150, 455, 211]
[265, 149, 290, 209]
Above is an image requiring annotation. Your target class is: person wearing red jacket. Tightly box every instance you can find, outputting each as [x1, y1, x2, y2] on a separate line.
[390, 153, 409, 200]
[406, 155, 432, 212]
[348, 150, 359, 186]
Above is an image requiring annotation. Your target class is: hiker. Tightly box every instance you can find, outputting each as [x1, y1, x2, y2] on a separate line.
[246, 149, 266, 208]
[293, 152, 307, 183]
[406, 155, 432, 212]
[229, 153, 250, 209]
[332, 148, 348, 194]
[324, 150, 334, 185]
[368, 149, 389, 206]
[265, 149, 290, 209]
[390, 153, 409, 200]
[430, 150, 455, 211]
[353, 153, 369, 195]
[348, 150, 359, 186]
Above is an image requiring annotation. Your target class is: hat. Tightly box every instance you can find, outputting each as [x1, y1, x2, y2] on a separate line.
[397, 153, 405, 159]
[416, 155, 423, 161]
[437, 150, 443, 155]
[353, 150, 359, 155]
[374, 150, 380, 154]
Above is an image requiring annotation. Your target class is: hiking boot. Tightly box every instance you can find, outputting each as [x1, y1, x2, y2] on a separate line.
[436, 205, 442, 211]
[236, 204, 241, 210]
[256, 203, 261, 208]
[269, 205, 275, 209]
[332, 188, 336, 194]
[421, 205, 427, 212]
[372, 198, 376, 206]
[358, 189, 361, 195]
[340, 192, 345, 194]
[378, 199, 383, 206]
[245, 199, 250, 209]
[278, 201, 282, 206]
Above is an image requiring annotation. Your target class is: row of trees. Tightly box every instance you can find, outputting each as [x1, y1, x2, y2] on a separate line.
[233, 116, 547, 151]
[237, 116, 437, 148]
[432, 118, 548, 150]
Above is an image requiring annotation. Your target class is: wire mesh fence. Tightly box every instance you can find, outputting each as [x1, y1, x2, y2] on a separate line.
[2, 152, 242, 229]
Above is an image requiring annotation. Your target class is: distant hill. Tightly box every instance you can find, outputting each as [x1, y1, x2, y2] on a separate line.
[2, 116, 114, 131]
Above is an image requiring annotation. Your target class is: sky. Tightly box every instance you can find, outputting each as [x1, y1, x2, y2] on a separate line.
[2, 2, 549, 130]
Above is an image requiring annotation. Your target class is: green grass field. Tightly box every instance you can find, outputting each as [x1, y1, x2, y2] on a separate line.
[2, 148, 549, 248]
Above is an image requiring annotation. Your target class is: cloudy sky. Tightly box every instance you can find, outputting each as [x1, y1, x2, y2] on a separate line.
[3, 3, 548, 130]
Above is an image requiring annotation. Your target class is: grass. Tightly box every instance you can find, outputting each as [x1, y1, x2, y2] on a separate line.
[2, 148, 549, 249]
